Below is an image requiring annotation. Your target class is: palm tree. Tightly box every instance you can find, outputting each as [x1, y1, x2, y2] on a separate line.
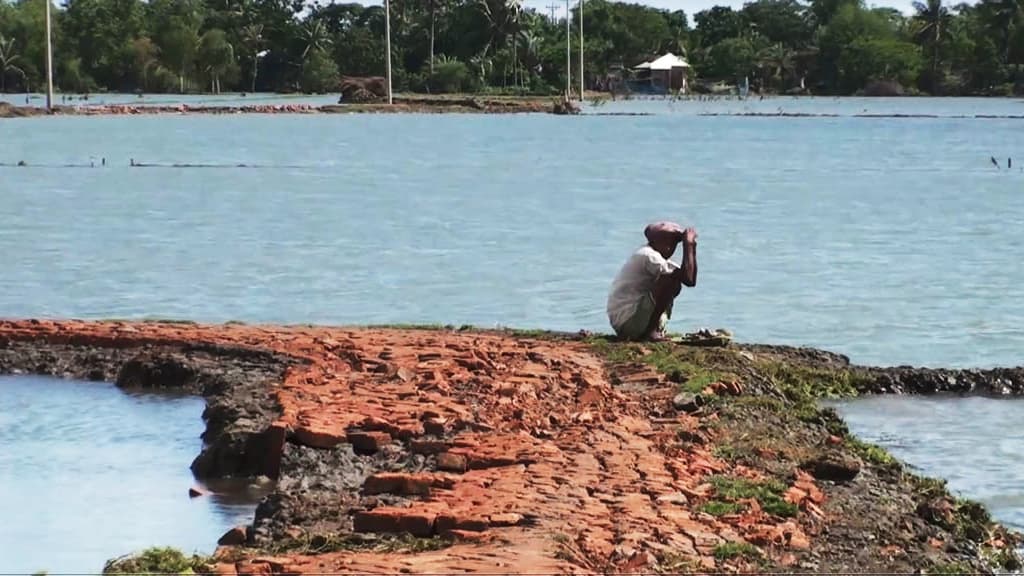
[300, 20, 332, 61]
[912, 0, 952, 93]
[426, 0, 452, 75]
[239, 23, 264, 92]
[0, 34, 25, 93]
[758, 42, 795, 92]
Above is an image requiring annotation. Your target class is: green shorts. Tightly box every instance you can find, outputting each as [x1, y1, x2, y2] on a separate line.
[615, 293, 671, 341]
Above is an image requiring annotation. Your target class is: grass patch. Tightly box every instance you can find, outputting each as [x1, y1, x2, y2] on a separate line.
[700, 500, 743, 516]
[102, 547, 212, 575]
[928, 561, 973, 574]
[982, 545, 1023, 571]
[908, 473, 949, 499]
[712, 542, 760, 561]
[756, 360, 872, 401]
[709, 475, 799, 518]
[587, 340, 737, 393]
[846, 436, 899, 467]
[657, 552, 703, 572]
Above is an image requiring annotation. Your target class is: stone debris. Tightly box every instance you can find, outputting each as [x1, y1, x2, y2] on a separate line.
[0, 319, 829, 574]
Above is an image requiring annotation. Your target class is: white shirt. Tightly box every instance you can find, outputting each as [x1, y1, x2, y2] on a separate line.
[606, 245, 679, 330]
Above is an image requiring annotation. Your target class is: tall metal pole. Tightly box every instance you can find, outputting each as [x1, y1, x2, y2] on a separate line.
[564, 0, 570, 98]
[384, 0, 393, 105]
[44, 0, 54, 110]
[578, 0, 584, 101]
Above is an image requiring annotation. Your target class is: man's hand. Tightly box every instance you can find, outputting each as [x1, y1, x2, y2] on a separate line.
[683, 227, 698, 244]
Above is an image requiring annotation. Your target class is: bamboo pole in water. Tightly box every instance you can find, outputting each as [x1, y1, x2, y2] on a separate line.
[579, 0, 584, 101]
[385, 0, 393, 105]
[44, 0, 54, 110]
[564, 0, 570, 99]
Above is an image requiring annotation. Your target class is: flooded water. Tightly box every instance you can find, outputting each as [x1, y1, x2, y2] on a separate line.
[3, 97, 1024, 568]
[833, 396, 1024, 531]
[2, 97, 1024, 368]
[0, 375, 267, 575]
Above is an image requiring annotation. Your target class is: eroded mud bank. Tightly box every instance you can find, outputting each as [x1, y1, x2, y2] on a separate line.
[1, 319, 1020, 575]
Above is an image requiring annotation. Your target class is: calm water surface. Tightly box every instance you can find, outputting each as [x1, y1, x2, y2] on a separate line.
[833, 396, 1024, 532]
[0, 375, 266, 574]
[3, 98, 1024, 368]
[2, 97, 1024, 568]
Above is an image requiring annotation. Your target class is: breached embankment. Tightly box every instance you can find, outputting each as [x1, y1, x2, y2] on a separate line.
[0, 96, 576, 118]
[0, 319, 1020, 575]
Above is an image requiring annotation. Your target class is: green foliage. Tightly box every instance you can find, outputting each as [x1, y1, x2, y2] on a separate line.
[300, 48, 339, 93]
[705, 36, 758, 79]
[755, 360, 870, 401]
[712, 541, 761, 561]
[700, 500, 743, 516]
[587, 339, 734, 394]
[102, 547, 212, 575]
[0, 0, 1019, 95]
[846, 436, 899, 467]
[709, 475, 799, 518]
[428, 59, 477, 93]
[840, 37, 923, 90]
[927, 561, 972, 574]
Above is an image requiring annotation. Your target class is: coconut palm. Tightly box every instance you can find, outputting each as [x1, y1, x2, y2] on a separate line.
[300, 19, 332, 60]
[912, 0, 953, 92]
[0, 34, 25, 93]
[758, 42, 795, 91]
[426, 0, 452, 75]
[239, 23, 264, 92]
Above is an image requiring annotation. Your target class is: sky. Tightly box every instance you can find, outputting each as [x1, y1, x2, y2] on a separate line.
[517, 0, 922, 17]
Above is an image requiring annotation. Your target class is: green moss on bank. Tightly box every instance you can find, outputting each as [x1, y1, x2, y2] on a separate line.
[102, 547, 213, 575]
[584, 336, 1023, 572]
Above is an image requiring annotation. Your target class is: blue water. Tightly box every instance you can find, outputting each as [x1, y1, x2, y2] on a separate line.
[833, 396, 1024, 532]
[3, 97, 1024, 567]
[3, 98, 1023, 368]
[0, 375, 266, 574]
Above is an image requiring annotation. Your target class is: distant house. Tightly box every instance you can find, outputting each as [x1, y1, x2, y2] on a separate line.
[631, 53, 690, 94]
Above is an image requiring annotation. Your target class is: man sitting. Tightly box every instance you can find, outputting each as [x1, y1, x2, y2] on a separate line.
[606, 221, 698, 341]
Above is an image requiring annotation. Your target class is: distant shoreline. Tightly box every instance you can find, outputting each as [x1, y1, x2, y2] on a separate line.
[0, 95, 572, 118]
[3, 92, 1022, 119]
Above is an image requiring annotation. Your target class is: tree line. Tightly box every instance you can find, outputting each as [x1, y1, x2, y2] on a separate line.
[0, 0, 1022, 97]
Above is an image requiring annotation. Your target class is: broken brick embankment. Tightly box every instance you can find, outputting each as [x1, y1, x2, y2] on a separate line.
[0, 319, 1019, 575]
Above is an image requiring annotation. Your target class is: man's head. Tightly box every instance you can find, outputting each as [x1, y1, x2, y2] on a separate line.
[644, 221, 684, 258]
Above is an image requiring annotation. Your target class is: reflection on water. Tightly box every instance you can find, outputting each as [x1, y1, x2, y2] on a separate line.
[831, 395, 1024, 531]
[0, 375, 270, 574]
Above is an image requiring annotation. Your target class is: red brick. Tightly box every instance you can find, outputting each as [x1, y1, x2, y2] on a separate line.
[489, 512, 523, 527]
[363, 472, 451, 496]
[217, 525, 248, 546]
[353, 509, 436, 537]
[437, 452, 467, 472]
[435, 513, 489, 532]
[423, 417, 448, 436]
[292, 426, 345, 449]
[441, 529, 494, 543]
[347, 430, 392, 453]
[263, 421, 288, 479]
[410, 439, 449, 454]
[235, 562, 272, 576]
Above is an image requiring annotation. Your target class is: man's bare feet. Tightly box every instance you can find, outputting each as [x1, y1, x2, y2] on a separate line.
[644, 331, 670, 342]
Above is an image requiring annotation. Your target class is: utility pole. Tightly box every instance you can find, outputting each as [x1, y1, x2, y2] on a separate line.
[546, 3, 557, 21]
[44, 0, 54, 110]
[384, 0, 393, 105]
[578, 0, 584, 101]
[565, 0, 570, 99]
